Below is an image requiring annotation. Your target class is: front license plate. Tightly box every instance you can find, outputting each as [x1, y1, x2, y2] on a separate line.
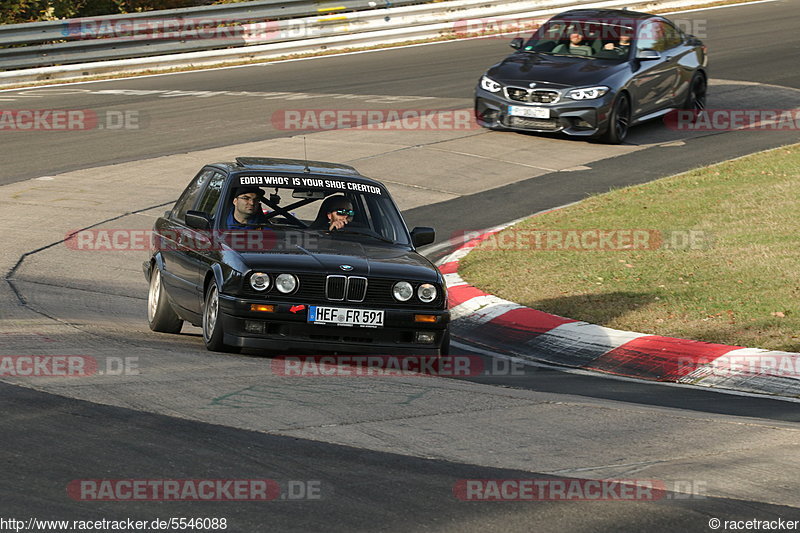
[308, 306, 384, 327]
[508, 105, 550, 119]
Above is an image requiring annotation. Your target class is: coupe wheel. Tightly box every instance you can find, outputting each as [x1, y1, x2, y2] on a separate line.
[683, 73, 707, 115]
[601, 93, 630, 144]
[147, 267, 182, 333]
[202, 280, 239, 353]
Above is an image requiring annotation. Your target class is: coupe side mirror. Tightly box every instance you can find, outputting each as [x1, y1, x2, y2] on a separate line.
[510, 37, 524, 50]
[636, 49, 661, 60]
[185, 210, 212, 230]
[410, 227, 435, 247]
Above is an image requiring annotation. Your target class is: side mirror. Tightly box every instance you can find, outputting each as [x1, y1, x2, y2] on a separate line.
[410, 227, 435, 247]
[185, 210, 211, 231]
[510, 37, 524, 50]
[636, 49, 661, 60]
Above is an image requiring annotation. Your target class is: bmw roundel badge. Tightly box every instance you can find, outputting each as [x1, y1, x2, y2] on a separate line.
[340, 265, 354, 271]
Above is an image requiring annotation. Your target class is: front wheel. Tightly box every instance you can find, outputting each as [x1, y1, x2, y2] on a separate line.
[202, 281, 239, 353]
[147, 267, 183, 333]
[600, 93, 631, 144]
[683, 73, 707, 114]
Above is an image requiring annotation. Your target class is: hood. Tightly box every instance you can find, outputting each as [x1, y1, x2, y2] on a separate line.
[487, 52, 628, 88]
[236, 237, 439, 282]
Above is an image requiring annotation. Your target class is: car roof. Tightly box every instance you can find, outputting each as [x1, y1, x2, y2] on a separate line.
[552, 8, 655, 21]
[211, 157, 367, 179]
[209, 157, 391, 193]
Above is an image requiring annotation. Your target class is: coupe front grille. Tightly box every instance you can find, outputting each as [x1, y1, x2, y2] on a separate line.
[245, 273, 442, 306]
[346, 276, 367, 302]
[505, 116, 561, 130]
[326, 275, 367, 302]
[326, 275, 346, 301]
[507, 88, 529, 102]
[505, 87, 560, 104]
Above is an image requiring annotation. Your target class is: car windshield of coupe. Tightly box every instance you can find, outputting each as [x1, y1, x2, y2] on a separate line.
[524, 19, 637, 59]
[220, 178, 411, 246]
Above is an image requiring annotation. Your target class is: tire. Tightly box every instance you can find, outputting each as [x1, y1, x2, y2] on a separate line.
[437, 330, 451, 356]
[202, 280, 240, 353]
[682, 73, 707, 115]
[601, 93, 631, 144]
[147, 267, 183, 334]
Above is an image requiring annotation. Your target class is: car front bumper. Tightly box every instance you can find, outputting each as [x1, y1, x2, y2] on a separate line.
[219, 294, 450, 355]
[475, 87, 615, 137]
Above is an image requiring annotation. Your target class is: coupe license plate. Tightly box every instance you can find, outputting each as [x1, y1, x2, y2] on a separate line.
[308, 306, 384, 327]
[508, 106, 550, 119]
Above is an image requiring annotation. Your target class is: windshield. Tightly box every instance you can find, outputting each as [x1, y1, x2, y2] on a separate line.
[524, 18, 636, 59]
[221, 175, 410, 246]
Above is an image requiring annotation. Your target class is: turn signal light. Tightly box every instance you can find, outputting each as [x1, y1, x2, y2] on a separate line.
[414, 314, 438, 323]
[250, 304, 275, 313]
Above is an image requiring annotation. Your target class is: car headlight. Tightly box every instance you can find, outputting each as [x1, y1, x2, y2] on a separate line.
[393, 281, 413, 302]
[480, 76, 503, 93]
[417, 283, 437, 303]
[249, 272, 270, 291]
[567, 86, 610, 100]
[275, 273, 298, 294]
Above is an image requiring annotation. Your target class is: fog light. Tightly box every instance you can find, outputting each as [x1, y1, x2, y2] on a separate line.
[575, 120, 592, 128]
[244, 320, 265, 333]
[250, 304, 275, 313]
[415, 331, 436, 344]
[414, 314, 438, 323]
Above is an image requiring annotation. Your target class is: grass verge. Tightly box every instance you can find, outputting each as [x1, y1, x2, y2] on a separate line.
[458, 143, 800, 352]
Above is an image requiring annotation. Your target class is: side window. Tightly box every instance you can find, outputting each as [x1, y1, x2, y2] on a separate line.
[172, 169, 214, 222]
[637, 20, 681, 52]
[661, 22, 683, 50]
[195, 172, 226, 217]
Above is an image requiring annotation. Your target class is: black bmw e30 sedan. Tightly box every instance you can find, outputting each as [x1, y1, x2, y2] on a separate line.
[474, 8, 708, 143]
[143, 157, 450, 355]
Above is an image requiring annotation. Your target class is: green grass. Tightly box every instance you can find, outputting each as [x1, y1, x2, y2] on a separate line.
[459, 144, 800, 351]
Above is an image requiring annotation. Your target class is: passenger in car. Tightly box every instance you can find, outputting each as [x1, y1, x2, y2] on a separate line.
[310, 195, 355, 231]
[604, 33, 632, 54]
[553, 32, 594, 55]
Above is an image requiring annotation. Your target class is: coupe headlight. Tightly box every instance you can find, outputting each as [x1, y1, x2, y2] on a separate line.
[480, 76, 502, 93]
[249, 272, 270, 291]
[275, 273, 298, 294]
[567, 86, 610, 100]
[417, 283, 437, 303]
[393, 281, 413, 302]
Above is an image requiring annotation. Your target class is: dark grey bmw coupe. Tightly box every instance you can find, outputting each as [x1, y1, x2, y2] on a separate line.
[474, 9, 708, 143]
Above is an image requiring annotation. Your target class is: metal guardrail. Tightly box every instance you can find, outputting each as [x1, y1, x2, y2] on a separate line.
[0, 0, 414, 70]
[0, 0, 713, 86]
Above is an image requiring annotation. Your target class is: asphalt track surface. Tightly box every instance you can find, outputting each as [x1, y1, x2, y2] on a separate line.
[2, 1, 800, 531]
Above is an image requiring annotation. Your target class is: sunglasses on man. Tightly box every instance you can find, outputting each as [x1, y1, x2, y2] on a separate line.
[334, 209, 355, 217]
